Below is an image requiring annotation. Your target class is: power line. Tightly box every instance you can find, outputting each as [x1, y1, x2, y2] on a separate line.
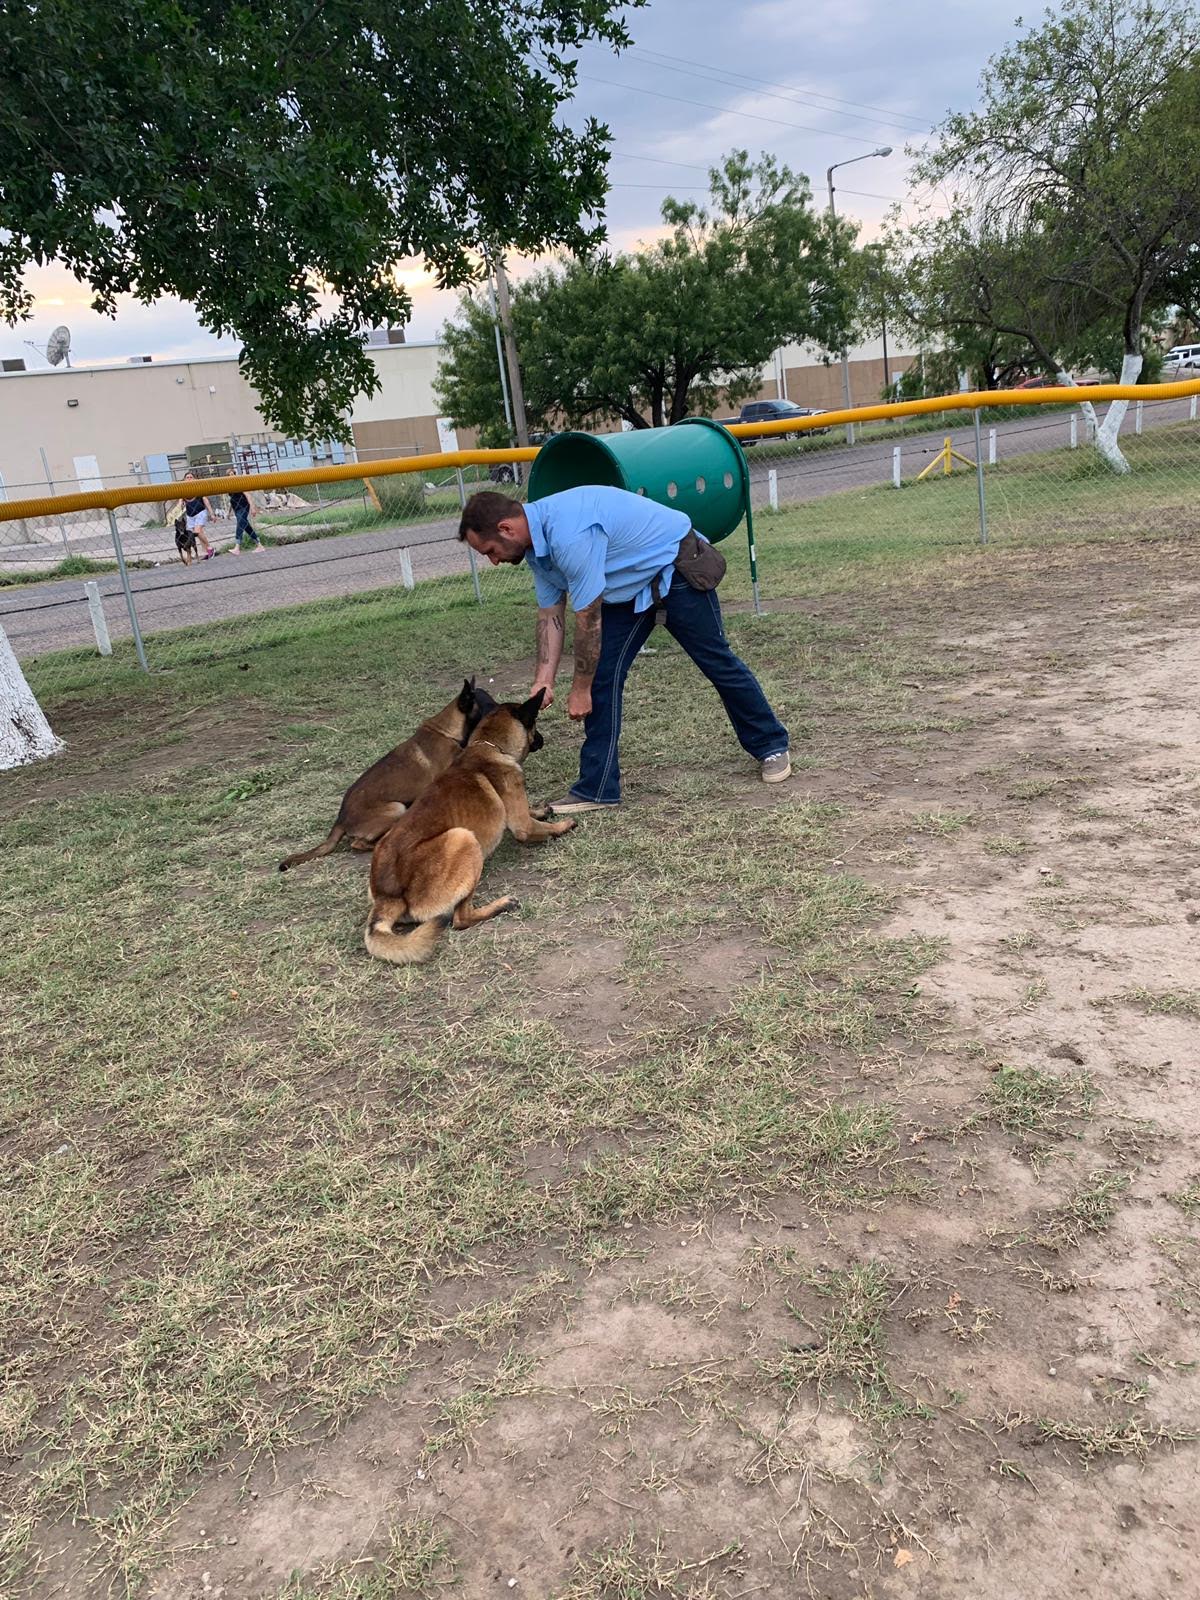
[612, 149, 713, 173]
[615, 45, 931, 136]
[579, 72, 899, 148]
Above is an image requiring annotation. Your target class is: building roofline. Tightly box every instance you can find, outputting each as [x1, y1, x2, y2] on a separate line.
[0, 339, 446, 378]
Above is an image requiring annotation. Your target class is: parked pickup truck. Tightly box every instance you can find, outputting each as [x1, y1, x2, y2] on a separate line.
[721, 398, 829, 443]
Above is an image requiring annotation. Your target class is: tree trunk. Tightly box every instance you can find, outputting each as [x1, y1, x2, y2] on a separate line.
[1093, 352, 1143, 473]
[1054, 368, 1099, 432]
[1, 624, 62, 769]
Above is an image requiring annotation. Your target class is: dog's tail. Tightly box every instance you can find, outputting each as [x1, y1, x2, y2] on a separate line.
[279, 822, 347, 872]
[364, 906, 450, 965]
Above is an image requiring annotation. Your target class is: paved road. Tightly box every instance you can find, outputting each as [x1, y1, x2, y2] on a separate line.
[4, 398, 1194, 661]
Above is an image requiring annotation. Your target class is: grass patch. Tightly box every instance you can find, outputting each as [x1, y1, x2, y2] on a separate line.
[1115, 985, 1200, 1018]
[1013, 1169, 1131, 1253]
[279, 1519, 457, 1599]
[1036, 1415, 1193, 1465]
[982, 1064, 1095, 1137]
[1169, 1178, 1200, 1221]
[553, 1535, 742, 1600]
[0, 553, 122, 588]
[763, 1263, 925, 1431]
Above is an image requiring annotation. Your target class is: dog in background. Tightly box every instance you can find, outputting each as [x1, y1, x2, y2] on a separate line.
[364, 688, 573, 966]
[278, 679, 496, 871]
[174, 514, 199, 565]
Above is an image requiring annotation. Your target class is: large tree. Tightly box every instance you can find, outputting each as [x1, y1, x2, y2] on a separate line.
[437, 151, 854, 437]
[909, 0, 1200, 470]
[0, 0, 638, 438]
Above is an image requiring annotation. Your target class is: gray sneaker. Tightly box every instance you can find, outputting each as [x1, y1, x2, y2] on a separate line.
[760, 750, 792, 784]
[546, 795, 618, 815]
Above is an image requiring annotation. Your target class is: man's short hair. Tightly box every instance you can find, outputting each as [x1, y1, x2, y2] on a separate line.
[457, 491, 523, 542]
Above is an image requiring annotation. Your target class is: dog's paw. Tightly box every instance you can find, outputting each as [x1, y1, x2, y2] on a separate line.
[498, 896, 521, 915]
[531, 804, 552, 821]
[553, 818, 577, 835]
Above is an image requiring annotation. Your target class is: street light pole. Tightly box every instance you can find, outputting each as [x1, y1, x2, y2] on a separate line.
[826, 146, 892, 446]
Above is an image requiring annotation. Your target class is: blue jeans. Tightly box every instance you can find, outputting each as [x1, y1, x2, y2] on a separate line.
[573, 580, 788, 804]
[234, 506, 260, 547]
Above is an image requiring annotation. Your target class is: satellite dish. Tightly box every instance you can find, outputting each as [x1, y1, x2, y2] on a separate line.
[46, 325, 71, 368]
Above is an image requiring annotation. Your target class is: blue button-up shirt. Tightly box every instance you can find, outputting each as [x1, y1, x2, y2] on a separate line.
[524, 486, 691, 614]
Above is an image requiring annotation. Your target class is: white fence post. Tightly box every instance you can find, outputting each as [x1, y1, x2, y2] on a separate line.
[988, 428, 997, 466]
[84, 581, 112, 656]
[1070, 415, 1078, 450]
[767, 469, 779, 512]
[892, 447, 902, 488]
[399, 548, 415, 591]
[1191, 393, 1197, 422]
[1135, 400, 1144, 436]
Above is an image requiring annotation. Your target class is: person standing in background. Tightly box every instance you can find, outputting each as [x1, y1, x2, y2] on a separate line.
[181, 471, 214, 560]
[229, 487, 264, 552]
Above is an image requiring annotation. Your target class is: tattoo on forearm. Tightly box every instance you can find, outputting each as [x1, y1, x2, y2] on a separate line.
[574, 607, 602, 678]
[535, 610, 564, 669]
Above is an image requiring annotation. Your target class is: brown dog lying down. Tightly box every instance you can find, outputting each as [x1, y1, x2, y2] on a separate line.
[278, 679, 495, 871]
[365, 689, 573, 965]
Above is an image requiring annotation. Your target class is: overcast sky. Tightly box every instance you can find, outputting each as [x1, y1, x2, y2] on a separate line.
[14, 0, 1026, 370]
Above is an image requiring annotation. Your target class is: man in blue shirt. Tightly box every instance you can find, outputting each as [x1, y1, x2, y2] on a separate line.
[458, 487, 790, 812]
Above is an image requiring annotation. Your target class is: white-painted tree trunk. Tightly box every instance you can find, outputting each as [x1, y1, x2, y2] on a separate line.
[1093, 352, 1144, 474]
[0, 623, 62, 769]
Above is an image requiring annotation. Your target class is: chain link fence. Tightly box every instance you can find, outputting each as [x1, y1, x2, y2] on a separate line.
[4, 387, 1198, 703]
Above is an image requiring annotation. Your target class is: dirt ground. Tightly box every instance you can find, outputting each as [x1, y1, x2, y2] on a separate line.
[12, 541, 1200, 1600]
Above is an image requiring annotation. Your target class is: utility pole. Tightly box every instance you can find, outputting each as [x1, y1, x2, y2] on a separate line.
[491, 255, 530, 448]
[825, 145, 892, 446]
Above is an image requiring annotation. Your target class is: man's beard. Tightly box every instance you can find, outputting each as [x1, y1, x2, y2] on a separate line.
[495, 534, 525, 564]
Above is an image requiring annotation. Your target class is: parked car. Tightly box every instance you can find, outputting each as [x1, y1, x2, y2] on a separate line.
[1013, 372, 1100, 389]
[724, 398, 829, 444]
[1164, 344, 1200, 376]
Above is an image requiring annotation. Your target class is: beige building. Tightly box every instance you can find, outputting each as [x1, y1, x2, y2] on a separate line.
[0, 334, 915, 502]
[0, 341, 464, 501]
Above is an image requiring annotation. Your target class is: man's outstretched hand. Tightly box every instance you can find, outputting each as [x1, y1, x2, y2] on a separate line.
[566, 685, 592, 722]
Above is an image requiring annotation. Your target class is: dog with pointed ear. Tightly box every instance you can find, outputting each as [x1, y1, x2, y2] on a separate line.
[365, 688, 573, 965]
[279, 677, 486, 871]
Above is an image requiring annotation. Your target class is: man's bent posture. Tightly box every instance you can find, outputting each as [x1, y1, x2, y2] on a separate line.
[458, 487, 791, 812]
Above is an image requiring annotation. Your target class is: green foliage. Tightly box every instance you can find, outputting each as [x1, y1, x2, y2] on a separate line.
[437, 150, 854, 437]
[365, 473, 427, 520]
[0, 1, 639, 437]
[899, 0, 1200, 373]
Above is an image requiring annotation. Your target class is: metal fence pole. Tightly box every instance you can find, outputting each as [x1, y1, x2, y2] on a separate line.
[972, 409, 988, 546]
[745, 502, 763, 616]
[84, 581, 112, 656]
[40, 446, 71, 556]
[455, 467, 483, 603]
[107, 510, 149, 671]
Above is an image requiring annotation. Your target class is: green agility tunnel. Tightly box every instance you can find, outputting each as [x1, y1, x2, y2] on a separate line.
[526, 417, 751, 545]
